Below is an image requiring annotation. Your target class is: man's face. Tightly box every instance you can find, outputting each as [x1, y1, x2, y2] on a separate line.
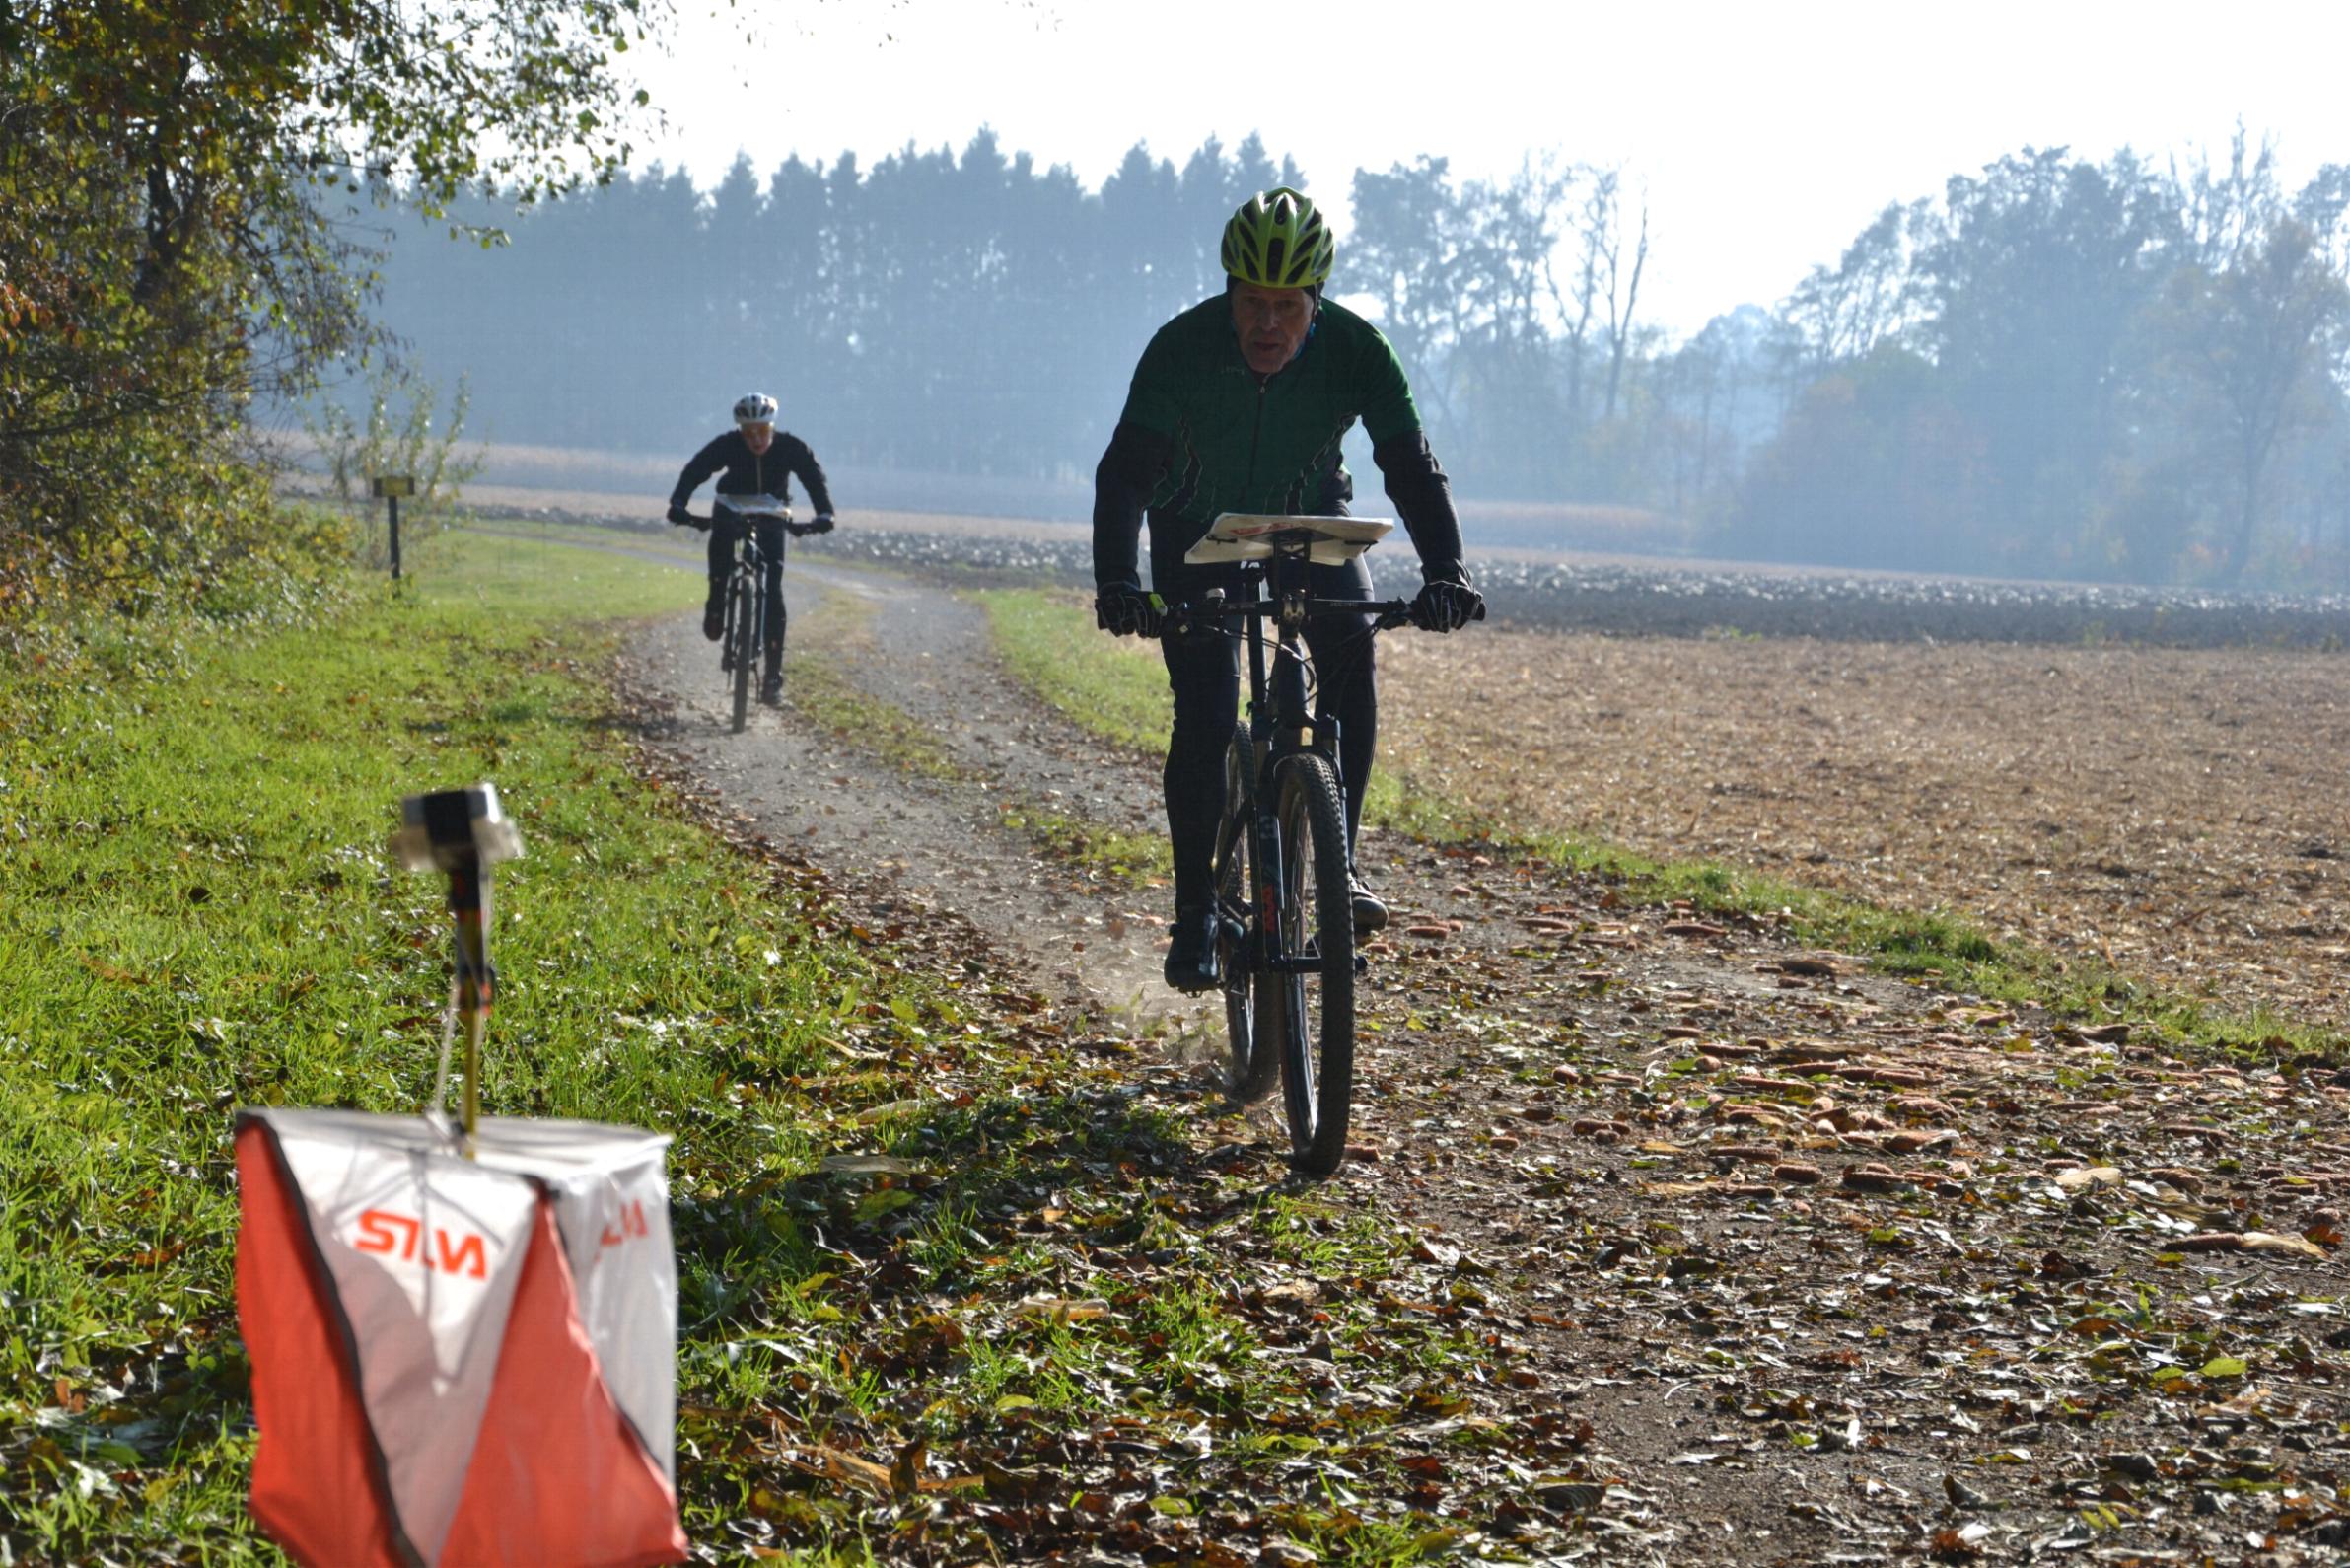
[1231, 282, 1316, 376]
[743, 422, 775, 455]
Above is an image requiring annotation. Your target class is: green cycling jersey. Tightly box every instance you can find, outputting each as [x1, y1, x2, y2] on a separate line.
[1093, 293, 1464, 589]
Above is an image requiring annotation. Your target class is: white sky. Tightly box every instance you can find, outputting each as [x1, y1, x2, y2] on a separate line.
[626, 0, 2348, 338]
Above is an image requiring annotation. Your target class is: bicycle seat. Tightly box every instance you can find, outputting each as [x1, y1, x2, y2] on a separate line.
[1183, 513, 1393, 566]
[714, 493, 792, 521]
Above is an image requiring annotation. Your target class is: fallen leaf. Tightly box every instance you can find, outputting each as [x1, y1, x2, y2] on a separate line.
[1011, 1296, 1109, 1324]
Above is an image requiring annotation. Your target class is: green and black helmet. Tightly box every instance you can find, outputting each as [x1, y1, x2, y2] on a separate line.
[1220, 185, 1334, 290]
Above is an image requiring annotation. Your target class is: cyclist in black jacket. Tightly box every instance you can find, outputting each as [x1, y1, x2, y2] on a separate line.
[1093, 187, 1481, 992]
[667, 393, 837, 704]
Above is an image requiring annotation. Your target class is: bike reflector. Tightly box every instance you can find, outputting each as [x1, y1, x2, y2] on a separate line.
[234, 1106, 686, 1567]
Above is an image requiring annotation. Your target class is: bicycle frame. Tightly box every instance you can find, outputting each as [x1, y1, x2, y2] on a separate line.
[721, 524, 768, 659]
[1175, 530, 1418, 1172]
[1204, 534, 1412, 976]
[1164, 515, 1473, 1173]
[710, 498, 795, 731]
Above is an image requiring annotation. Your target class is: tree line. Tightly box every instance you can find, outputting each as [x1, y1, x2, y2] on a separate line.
[364, 126, 2350, 587]
[363, 134, 1703, 518]
[9, 0, 2347, 600]
[1752, 134, 2350, 585]
[0, 0, 660, 608]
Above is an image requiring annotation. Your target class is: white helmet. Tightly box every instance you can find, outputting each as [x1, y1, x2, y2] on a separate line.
[733, 392, 778, 427]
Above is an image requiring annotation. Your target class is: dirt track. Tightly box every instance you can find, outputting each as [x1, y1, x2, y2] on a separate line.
[594, 537, 2350, 1566]
[624, 560, 1176, 1023]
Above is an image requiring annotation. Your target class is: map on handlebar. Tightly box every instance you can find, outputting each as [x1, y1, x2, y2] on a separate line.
[1182, 513, 1393, 566]
[714, 493, 792, 521]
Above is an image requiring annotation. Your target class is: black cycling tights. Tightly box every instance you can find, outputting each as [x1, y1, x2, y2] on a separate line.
[1161, 606, 1376, 914]
[707, 517, 788, 652]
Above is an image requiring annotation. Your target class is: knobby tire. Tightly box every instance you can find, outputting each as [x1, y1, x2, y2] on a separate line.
[1271, 752, 1355, 1175]
[769, 602, 788, 704]
[728, 572, 755, 733]
[1215, 726, 1277, 1101]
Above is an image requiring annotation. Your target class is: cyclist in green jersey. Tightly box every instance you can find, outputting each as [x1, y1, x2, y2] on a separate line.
[1092, 185, 1482, 993]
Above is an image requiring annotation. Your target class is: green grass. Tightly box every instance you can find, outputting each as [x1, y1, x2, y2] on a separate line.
[974, 585, 2348, 1064]
[992, 801, 1174, 884]
[0, 535, 925, 1555]
[1493, 825, 2345, 1061]
[977, 588, 1170, 756]
[1, 535, 1535, 1563]
[465, 514, 710, 566]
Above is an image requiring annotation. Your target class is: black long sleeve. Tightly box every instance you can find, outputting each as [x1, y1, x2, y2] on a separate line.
[669, 430, 832, 514]
[1092, 420, 1173, 589]
[669, 434, 732, 508]
[1373, 431, 1465, 580]
[783, 437, 833, 515]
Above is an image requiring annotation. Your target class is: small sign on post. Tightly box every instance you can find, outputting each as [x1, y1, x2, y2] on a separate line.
[370, 475, 417, 580]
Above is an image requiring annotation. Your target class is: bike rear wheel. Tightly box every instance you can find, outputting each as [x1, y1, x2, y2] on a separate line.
[1269, 751, 1355, 1175]
[728, 572, 755, 733]
[1214, 726, 1277, 1101]
[767, 602, 788, 703]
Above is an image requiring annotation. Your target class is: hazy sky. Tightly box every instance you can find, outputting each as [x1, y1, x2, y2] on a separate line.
[626, 0, 2346, 337]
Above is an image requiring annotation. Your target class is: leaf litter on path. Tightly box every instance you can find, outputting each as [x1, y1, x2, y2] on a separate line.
[613, 561, 2349, 1565]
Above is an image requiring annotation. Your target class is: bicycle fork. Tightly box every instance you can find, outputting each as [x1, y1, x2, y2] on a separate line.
[720, 562, 761, 669]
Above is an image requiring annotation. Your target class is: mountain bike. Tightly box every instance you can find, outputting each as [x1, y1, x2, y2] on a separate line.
[1172, 513, 1479, 1176]
[690, 495, 817, 734]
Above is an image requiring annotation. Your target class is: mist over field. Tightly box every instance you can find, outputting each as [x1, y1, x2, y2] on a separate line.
[342, 129, 2350, 590]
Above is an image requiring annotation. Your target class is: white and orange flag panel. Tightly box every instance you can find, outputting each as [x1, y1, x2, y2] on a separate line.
[236, 1108, 687, 1567]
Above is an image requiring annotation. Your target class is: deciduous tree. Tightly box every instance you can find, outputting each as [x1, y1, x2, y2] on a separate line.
[2, 0, 671, 598]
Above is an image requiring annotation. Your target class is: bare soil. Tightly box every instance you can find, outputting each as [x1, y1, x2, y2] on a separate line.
[1377, 630, 2350, 1029]
[599, 540, 2349, 1565]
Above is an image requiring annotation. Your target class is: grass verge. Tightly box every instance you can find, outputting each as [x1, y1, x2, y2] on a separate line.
[0, 533, 894, 1555]
[976, 587, 1168, 757]
[973, 586, 1456, 842]
[1, 534, 1533, 1564]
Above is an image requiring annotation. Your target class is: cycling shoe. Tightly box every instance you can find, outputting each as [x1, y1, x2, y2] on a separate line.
[1163, 905, 1222, 993]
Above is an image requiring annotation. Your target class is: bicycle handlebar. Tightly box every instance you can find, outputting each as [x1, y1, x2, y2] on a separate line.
[1165, 594, 1485, 635]
[672, 511, 827, 536]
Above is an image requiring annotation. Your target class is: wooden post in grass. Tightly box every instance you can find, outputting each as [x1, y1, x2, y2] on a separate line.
[370, 474, 416, 580]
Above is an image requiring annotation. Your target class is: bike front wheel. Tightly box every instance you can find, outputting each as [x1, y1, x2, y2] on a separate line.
[1269, 751, 1356, 1175]
[727, 572, 755, 733]
[1215, 726, 1277, 1102]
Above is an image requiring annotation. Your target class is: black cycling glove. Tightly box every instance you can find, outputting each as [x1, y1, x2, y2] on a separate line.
[811, 514, 836, 534]
[1095, 583, 1166, 638]
[1410, 568, 1483, 633]
[667, 504, 706, 531]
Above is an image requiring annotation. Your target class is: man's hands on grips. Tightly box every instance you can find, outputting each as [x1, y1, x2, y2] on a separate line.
[811, 513, 836, 534]
[1410, 569, 1483, 633]
[1094, 582, 1166, 638]
[667, 504, 709, 532]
